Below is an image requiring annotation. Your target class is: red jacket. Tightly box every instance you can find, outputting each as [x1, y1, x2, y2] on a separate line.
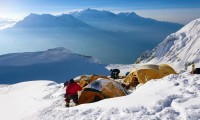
[66, 82, 82, 96]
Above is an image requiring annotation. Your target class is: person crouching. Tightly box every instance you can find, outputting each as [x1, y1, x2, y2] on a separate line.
[65, 79, 82, 107]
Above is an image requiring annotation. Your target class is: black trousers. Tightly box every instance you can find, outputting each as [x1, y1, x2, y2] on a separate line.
[65, 94, 78, 104]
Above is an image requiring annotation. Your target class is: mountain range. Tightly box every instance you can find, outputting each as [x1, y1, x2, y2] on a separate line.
[0, 9, 183, 64]
[0, 16, 199, 120]
[70, 8, 181, 33]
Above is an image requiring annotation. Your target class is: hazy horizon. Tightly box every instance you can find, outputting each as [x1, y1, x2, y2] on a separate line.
[0, 0, 200, 24]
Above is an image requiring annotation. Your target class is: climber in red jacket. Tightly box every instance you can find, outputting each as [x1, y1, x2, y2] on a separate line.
[65, 79, 82, 107]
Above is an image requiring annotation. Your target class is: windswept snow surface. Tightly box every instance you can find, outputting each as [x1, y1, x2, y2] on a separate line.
[137, 18, 200, 72]
[0, 72, 200, 120]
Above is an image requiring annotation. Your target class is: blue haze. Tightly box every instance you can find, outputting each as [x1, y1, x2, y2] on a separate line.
[0, 9, 182, 64]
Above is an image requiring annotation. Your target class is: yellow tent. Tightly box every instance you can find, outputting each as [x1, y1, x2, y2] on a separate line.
[124, 64, 176, 87]
[158, 64, 176, 77]
[90, 74, 109, 82]
[77, 74, 109, 88]
[78, 75, 90, 88]
[78, 79, 128, 105]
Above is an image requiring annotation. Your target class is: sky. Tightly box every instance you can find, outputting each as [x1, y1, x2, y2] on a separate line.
[0, 0, 200, 24]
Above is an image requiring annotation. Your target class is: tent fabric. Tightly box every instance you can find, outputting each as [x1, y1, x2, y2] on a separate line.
[158, 64, 177, 77]
[101, 82, 126, 98]
[78, 79, 128, 104]
[90, 74, 109, 83]
[79, 75, 90, 88]
[78, 88, 105, 104]
[124, 64, 176, 86]
[77, 74, 109, 88]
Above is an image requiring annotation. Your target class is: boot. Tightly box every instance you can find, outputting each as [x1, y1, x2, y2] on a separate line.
[74, 101, 79, 106]
[65, 102, 69, 107]
[75, 103, 78, 106]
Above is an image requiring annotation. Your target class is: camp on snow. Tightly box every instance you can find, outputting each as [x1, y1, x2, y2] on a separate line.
[124, 64, 176, 87]
[78, 79, 128, 104]
[69, 64, 177, 105]
[75, 74, 109, 88]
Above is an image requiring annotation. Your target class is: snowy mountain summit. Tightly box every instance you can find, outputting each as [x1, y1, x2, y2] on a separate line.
[136, 18, 200, 71]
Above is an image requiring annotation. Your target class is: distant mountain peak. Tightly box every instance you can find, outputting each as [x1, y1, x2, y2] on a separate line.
[128, 12, 139, 17]
[117, 12, 139, 17]
[46, 47, 71, 54]
[71, 8, 116, 18]
[24, 13, 40, 19]
[26, 13, 53, 18]
[29, 13, 38, 16]
[14, 13, 88, 28]
[82, 8, 111, 13]
[82, 8, 95, 12]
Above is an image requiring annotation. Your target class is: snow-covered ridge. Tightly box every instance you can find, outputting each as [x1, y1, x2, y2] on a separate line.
[136, 18, 200, 71]
[0, 47, 102, 66]
[0, 47, 83, 66]
[1, 72, 199, 120]
[0, 48, 109, 84]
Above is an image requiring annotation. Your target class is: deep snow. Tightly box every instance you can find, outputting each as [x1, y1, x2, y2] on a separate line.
[0, 71, 200, 120]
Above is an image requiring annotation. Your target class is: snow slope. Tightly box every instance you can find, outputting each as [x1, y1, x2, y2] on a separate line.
[0, 47, 109, 84]
[136, 18, 200, 71]
[0, 72, 199, 120]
